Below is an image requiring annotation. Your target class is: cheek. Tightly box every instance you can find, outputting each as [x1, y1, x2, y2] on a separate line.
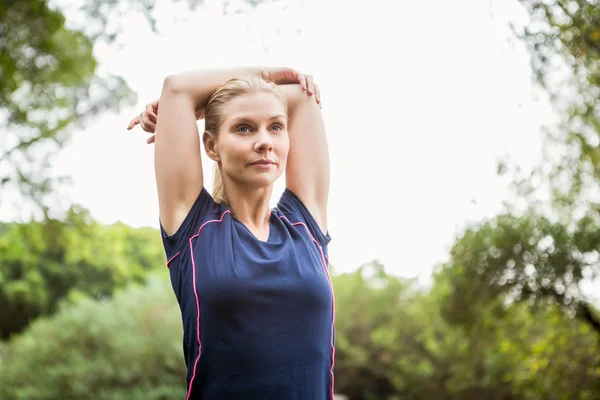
[221, 137, 250, 160]
[232, 141, 250, 157]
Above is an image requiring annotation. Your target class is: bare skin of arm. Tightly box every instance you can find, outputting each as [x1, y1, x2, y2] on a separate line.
[279, 84, 330, 235]
[153, 67, 264, 236]
[129, 67, 327, 235]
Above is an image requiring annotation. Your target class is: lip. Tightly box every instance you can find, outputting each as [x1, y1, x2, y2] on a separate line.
[249, 159, 276, 166]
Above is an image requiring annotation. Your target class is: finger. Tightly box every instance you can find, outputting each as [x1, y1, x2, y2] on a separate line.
[298, 74, 307, 91]
[139, 112, 147, 130]
[304, 76, 311, 96]
[306, 76, 314, 96]
[146, 103, 157, 123]
[314, 85, 321, 104]
[144, 124, 156, 134]
[146, 135, 155, 144]
[141, 119, 156, 134]
[288, 69, 300, 83]
[127, 116, 140, 130]
[151, 99, 159, 113]
[140, 112, 156, 132]
[140, 113, 152, 133]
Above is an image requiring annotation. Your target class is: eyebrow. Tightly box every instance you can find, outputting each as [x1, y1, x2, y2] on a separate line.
[229, 115, 286, 124]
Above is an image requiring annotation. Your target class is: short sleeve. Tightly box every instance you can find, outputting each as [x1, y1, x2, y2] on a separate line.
[276, 188, 331, 248]
[160, 187, 219, 261]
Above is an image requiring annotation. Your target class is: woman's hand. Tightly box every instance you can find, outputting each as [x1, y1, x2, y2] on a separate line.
[127, 99, 159, 144]
[262, 67, 321, 105]
[127, 99, 203, 144]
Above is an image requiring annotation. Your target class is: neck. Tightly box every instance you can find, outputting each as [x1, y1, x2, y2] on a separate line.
[224, 183, 273, 227]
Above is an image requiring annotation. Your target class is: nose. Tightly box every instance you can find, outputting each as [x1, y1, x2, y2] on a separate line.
[253, 128, 274, 152]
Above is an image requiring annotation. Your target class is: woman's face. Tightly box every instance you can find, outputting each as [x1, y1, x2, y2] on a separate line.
[212, 92, 289, 190]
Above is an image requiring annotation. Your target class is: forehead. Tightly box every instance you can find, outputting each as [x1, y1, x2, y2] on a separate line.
[222, 92, 286, 122]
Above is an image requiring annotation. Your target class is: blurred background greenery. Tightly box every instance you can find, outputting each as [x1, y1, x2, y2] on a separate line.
[1, 0, 600, 399]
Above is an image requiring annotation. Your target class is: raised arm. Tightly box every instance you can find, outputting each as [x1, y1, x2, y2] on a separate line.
[136, 67, 264, 236]
[279, 82, 330, 235]
[128, 67, 323, 235]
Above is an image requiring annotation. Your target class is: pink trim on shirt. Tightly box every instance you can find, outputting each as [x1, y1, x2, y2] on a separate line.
[185, 210, 230, 400]
[166, 252, 180, 268]
[279, 214, 336, 400]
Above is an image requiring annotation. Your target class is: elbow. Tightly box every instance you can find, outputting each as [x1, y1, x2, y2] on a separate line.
[290, 92, 322, 118]
[283, 84, 321, 116]
[162, 74, 186, 95]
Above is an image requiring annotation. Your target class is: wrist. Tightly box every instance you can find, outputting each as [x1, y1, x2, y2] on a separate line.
[258, 67, 271, 82]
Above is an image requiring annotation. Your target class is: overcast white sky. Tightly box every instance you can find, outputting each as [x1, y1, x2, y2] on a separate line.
[40, 0, 554, 280]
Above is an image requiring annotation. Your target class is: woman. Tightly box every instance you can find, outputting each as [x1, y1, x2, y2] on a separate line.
[127, 67, 334, 399]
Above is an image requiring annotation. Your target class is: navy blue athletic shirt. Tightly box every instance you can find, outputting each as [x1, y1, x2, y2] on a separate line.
[160, 187, 335, 400]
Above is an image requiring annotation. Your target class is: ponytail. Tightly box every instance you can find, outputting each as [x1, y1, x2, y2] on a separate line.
[212, 163, 226, 204]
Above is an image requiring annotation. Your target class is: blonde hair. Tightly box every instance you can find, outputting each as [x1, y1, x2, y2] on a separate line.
[203, 76, 288, 204]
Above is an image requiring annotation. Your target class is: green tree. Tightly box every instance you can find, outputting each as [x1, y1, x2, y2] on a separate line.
[0, 0, 135, 215]
[434, 254, 600, 399]
[334, 259, 600, 399]
[0, 207, 165, 339]
[334, 262, 515, 400]
[509, 1, 600, 212]
[490, 2, 600, 335]
[333, 261, 418, 400]
[436, 212, 600, 336]
[0, 275, 185, 400]
[434, 262, 600, 399]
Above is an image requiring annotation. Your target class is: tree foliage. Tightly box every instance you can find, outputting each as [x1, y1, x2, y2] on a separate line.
[333, 262, 600, 399]
[79, 0, 266, 41]
[511, 1, 600, 212]
[437, 211, 600, 334]
[0, 275, 185, 400]
[0, 209, 164, 339]
[0, 0, 135, 215]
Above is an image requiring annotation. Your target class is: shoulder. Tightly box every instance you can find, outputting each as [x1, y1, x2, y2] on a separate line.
[160, 187, 228, 259]
[275, 188, 331, 248]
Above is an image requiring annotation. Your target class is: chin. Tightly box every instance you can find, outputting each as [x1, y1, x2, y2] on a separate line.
[254, 176, 278, 188]
[247, 171, 282, 188]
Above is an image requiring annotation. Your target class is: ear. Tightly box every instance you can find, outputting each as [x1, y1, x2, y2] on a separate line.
[203, 130, 220, 162]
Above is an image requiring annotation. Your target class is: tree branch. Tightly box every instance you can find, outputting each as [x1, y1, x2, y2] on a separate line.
[0, 136, 41, 164]
[578, 302, 600, 336]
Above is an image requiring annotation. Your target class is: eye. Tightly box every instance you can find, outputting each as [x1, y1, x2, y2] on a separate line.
[270, 123, 284, 131]
[236, 125, 252, 133]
